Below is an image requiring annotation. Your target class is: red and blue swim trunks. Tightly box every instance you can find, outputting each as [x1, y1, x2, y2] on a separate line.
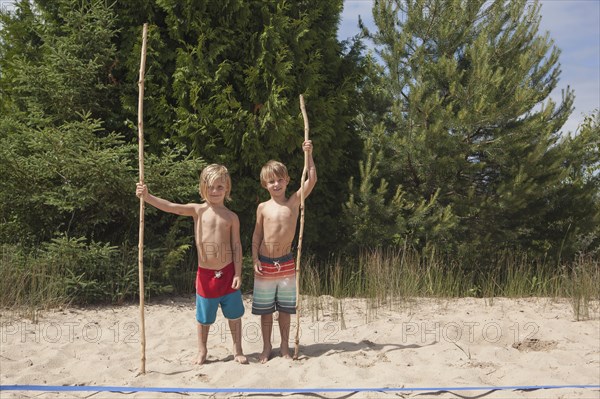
[251, 253, 296, 315]
[195, 262, 244, 325]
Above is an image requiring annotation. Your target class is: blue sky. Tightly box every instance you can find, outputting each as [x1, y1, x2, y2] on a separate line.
[339, 0, 600, 135]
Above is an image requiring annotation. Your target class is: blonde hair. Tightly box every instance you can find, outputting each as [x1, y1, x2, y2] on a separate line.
[260, 160, 289, 187]
[199, 164, 232, 202]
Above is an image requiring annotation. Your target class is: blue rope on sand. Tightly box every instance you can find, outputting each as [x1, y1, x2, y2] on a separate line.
[1, 384, 599, 394]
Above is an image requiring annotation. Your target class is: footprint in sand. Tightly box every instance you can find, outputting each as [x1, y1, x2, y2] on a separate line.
[512, 338, 558, 352]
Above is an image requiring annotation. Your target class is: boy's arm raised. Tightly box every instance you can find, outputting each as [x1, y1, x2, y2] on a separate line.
[136, 183, 198, 217]
[293, 140, 317, 201]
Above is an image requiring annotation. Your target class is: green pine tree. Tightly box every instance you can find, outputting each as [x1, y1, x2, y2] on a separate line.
[109, 0, 365, 252]
[0, 0, 203, 247]
[1, 0, 367, 256]
[359, 0, 597, 261]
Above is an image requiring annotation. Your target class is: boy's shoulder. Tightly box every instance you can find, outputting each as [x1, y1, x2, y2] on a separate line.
[256, 199, 273, 210]
[217, 204, 239, 220]
[192, 202, 207, 211]
[225, 206, 239, 218]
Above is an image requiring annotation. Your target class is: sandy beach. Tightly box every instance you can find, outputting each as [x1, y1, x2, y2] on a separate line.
[1, 296, 599, 398]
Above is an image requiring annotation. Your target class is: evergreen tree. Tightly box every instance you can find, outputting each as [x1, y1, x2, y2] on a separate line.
[554, 111, 600, 256]
[358, 0, 597, 261]
[0, 1, 43, 117]
[108, 0, 365, 252]
[1, 0, 121, 128]
[1, 0, 366, 256]
[0, 1, 207, 300]
[0, 1, 203, 248]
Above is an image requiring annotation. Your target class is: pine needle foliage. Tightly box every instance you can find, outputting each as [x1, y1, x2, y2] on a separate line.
[351, 0, 599, 262]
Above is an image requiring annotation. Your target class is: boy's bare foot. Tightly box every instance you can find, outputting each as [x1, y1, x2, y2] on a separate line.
[259, 344, 272, 364]
[194, 351, 207, 365]
[280, 343, 292, 359]
[234, 354, 249, 364]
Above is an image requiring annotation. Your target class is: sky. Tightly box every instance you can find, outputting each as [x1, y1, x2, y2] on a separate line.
[339, 0, 600, 135]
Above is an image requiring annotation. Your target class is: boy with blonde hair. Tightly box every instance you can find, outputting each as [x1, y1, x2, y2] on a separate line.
[252, 141, 317, 363]
[136, 164, 247, 365]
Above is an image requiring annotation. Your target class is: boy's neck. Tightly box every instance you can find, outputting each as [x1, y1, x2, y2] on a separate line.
[206, 200, 226, 209]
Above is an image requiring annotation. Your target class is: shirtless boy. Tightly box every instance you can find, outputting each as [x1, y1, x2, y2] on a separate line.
[251, 140, 317, 363]
[136, 164, 247, 365]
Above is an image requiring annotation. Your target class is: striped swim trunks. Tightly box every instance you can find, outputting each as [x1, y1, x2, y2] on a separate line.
[251, 253, 296, 315]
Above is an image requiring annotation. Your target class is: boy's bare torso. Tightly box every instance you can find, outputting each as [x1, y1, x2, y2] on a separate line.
[258, 198, 299, 259]
[193, 203, 235, 269]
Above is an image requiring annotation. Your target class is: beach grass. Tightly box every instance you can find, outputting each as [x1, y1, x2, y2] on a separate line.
[566, 253, 599, 320]
[299, 247, 599, 321]
[2, 244, 598, 321]
[0, 245, 70, 321]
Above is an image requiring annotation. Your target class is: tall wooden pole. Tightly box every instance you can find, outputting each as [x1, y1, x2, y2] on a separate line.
[137, 23, 148, 375]
[294, 94, 309, 360]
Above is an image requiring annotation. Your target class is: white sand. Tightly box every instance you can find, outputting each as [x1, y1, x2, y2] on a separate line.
[1, 296, 599, 398]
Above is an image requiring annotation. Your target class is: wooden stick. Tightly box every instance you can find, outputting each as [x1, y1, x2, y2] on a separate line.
[294, 94, 309, 360]
[137, 22, 148, 375]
